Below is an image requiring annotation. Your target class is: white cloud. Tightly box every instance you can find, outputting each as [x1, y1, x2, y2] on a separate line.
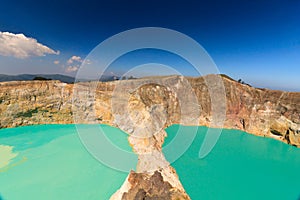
[67, 56, 82, 64]
[65, 55, 83, 73]
[65, 65, 79, 73]
[0, 31, 59, 58]
[54, 60, 60, 65]
[83, 59, 92, 65]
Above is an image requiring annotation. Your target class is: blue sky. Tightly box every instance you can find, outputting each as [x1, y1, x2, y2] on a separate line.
[0, 0, 299, 91]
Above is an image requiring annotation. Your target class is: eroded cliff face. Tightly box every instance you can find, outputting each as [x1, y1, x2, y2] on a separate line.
[1, 75, 298, 146]
[0, 81, 73, 127]
[0, 75, 299, 199]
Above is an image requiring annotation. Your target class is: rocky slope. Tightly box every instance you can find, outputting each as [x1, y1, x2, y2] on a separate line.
[0, 75, 299, 199]
[0, 75, 299, 146]
[113, 170, 190, 200]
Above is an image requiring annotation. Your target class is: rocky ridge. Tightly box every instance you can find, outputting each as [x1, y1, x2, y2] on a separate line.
[0, 75, 299, 146]
[0, 75, 299, 199]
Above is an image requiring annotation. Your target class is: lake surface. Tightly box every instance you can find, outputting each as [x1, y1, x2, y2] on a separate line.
[1, 124, 300, 200]
[165, 125, 300, 200]
[0, 124, 133, 200]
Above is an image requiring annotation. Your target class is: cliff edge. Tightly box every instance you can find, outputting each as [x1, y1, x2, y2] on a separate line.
[0, 75, 299, 147]
[0, 75, 299, 199]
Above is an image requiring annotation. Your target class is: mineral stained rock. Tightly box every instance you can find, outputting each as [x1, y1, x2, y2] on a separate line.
[0, 75, 299, 199]
[0, 75, 299, 146]
[121, 170, 189, 200]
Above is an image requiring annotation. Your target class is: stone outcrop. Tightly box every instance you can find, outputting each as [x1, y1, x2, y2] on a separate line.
[119, 170, 189, 200]
[0, 75, 299, 199]
[0, 75, 298, 146]
[109, 80, 193, 199]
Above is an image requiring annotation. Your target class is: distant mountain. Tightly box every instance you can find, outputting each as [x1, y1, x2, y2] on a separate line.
[0, 74, 75, 83]
[0, 74, 138, 83]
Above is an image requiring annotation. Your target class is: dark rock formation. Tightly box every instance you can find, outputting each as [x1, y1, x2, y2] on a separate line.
[122, 170, 189, 200]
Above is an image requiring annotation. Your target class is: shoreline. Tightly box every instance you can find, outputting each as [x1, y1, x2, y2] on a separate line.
[0, 145, 18, 169]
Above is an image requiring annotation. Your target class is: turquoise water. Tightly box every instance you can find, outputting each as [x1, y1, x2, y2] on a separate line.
[165, 125, 300, 200]
[0, 124, 135, 200]
[1, 124, 300, 200]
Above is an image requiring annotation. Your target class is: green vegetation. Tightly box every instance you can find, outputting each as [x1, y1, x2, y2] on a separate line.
[33, 76, 52, 81]
[220, 74, 236, 81]
[15, 108, 39, 118]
